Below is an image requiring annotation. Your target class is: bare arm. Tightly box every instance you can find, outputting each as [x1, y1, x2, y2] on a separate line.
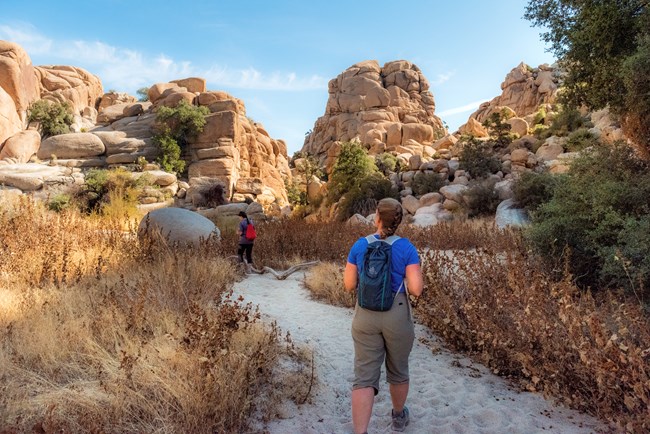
[344, 262, 358, 292]
[405, 264, 423, 297]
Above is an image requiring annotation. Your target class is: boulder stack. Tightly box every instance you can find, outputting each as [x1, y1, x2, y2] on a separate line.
[302, 60, 446, 171]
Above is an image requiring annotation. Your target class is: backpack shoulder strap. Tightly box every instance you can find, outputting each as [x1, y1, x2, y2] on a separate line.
[365, 235, 378, 244]
[385, 235, 401, 245]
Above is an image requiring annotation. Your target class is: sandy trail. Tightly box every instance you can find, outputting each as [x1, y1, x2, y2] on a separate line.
[233, 273, 609, 434]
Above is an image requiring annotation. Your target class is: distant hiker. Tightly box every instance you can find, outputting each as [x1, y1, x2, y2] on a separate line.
[344, 197, 423, 433]
[237, 211, 256, 265]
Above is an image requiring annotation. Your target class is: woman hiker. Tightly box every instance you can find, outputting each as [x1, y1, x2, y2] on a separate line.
[236, 211, 255, 266]
[344, 198, 423, 433]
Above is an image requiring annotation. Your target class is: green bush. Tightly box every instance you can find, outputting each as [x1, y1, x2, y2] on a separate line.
[541, 106, 593, 138]
[48, 193, 72, 213]
[79, 168, 152, 215]
[459, 138, 501, 179]
[328, 141, 378, 203]
[337, 173, 397, 221]
[285, 178, 307, 207]
[600, 216, 650, 299]
[153, 100, 209, 174]
[375, 153, 398, 175]
[532, 106, 548, 126]
[482, 111, 515, 147]
[462, 178, 500, 217]
[565, 128, 599, 152]
[155, 131, 185, 174]
[512, 171, 562, 212]
[411, 172, 445, 196]
[622, 34, 650, 156]
[27, 100, 74, 138]
[526, 143, 650, 296]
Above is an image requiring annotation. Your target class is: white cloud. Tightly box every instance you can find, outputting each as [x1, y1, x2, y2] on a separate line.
[0, 22, 52, 54]
[0, 22, 326, 92]
[437, 99, 489, 117]
[432, 71, 454, 86]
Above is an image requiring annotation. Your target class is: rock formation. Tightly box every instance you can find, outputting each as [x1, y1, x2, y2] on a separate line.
[0, 40, 103, 148]
[471, 62, 559, 122]
[459, 62, 560, 136]
[35, 65, 103, 114]
[181, 88, 290, 206]
[302, 60, 446, 170]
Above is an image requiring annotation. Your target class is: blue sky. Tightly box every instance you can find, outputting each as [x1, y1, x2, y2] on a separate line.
[0, 0, 555, 154]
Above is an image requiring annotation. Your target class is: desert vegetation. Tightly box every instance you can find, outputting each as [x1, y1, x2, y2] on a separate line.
[152, 100, 210, 173]
[0, 198, 310, 433]
[278, 217, 649, 431]
[27, 99, 74, 138]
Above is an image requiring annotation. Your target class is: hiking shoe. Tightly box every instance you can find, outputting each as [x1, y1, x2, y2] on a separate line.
[391, 406, 409, 432]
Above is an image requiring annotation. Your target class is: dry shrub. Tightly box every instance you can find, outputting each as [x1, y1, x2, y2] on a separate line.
[399, 219, 522, 251]
[415, 226, 650, 432]
[251, 219, 513, 270]
[250, 220, 370, 269]
[0, 197, 309, 433]
[304, 262, 355, 308]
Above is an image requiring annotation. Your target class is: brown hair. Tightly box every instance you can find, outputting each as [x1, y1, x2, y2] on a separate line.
[376, 198, 403, 239]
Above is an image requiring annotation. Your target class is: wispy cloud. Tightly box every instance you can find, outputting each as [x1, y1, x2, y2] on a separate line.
[203, 66, 326, 91]
[437, 99, 489, 117]
[0, 22, 327, 92]
[0, 21, 52, 54]
[432, 71, 454, 86]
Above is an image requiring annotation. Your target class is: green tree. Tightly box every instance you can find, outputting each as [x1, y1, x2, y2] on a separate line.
[27, 100, 74, 138]
[622, 33, 650, 152]
[482, 111, 514, 147]
[136, 87, 150, 102]
[458, 138, 501, 179]
[525, 0, 649, 154]
[328, 141, 378, 203]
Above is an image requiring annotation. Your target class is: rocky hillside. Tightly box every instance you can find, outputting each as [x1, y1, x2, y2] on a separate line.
[0, 40, 291, 212]
[302, 60, 446, 170]
[0, 41, 103, 146]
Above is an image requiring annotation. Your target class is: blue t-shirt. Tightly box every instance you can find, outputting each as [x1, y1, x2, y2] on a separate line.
[347, 235, 419, 293]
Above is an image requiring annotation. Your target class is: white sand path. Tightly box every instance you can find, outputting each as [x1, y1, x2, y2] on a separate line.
[234, 273, 610, 434]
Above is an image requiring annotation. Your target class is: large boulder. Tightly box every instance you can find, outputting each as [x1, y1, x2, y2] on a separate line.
[35, 65, 103, 114]
[0, 41, 40, 122]
[0, 130, 40, 162]
[37, 132, 105, 159]
[98, 92, 136, 110]
[495, 199, 529, 228]
[439, 184, 468, 203]
[138, 207, 220, 247]
[171, 77, 207, 94]
[0, 163, 70, 191]
[0, 87, 23, 146]
[536, 140, 564, 161]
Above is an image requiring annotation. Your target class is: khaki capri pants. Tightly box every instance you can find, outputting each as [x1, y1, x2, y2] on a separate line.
[351, 292, 415, 394]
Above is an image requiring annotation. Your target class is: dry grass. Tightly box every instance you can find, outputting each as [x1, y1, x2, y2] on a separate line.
[415, 229, 650, 432]
[304, 262, 355, 308]
[0, 197, 310, 433]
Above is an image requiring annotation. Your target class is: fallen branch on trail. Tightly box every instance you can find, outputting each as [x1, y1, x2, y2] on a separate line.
[255, 261, 320, 280]
[227, 256, 320, 279]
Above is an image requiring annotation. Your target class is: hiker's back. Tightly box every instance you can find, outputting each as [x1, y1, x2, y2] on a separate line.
[357, 235, 400, 311]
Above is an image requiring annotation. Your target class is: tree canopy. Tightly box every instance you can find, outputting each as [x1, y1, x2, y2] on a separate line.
[525, 0, 649, 153]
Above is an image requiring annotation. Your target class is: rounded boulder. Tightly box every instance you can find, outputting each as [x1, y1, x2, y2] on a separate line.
[138, 207, 220, 247]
